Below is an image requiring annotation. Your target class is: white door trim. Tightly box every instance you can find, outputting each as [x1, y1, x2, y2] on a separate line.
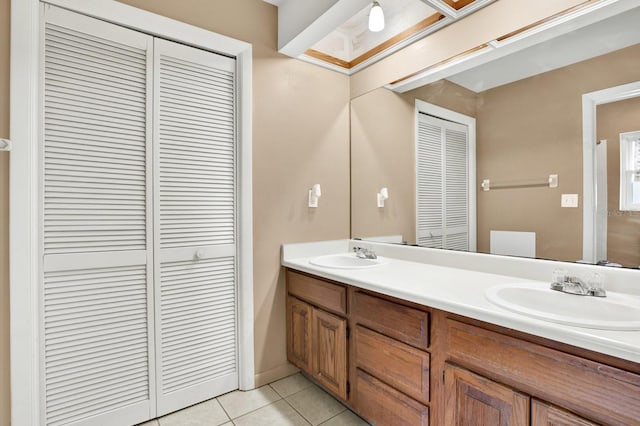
[414, 100, 477, 251]
[10, 1, 254, 424]
[581, 80, 640, 263]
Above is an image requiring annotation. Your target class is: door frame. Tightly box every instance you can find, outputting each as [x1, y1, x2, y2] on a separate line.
[581, 80, 640, 263]
[414, 100, 477, 251]
[10, 1, 254, 424]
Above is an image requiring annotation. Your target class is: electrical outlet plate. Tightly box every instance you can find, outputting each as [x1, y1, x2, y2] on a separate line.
[561, 193, 579, 208]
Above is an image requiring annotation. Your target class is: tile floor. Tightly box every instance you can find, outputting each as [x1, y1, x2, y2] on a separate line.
[139, 373, 370, 426]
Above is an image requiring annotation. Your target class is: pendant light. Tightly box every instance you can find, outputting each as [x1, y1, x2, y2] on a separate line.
[368, 1, 385, 32]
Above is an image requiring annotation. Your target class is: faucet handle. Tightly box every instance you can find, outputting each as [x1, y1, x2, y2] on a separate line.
[588, 272, 606, 297]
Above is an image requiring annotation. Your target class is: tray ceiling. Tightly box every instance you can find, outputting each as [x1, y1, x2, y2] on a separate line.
[272, 0, 495, 74]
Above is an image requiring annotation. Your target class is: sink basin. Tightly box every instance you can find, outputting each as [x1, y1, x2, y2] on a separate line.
[309, 253, 388, 269]
[485, 283, 640, 330]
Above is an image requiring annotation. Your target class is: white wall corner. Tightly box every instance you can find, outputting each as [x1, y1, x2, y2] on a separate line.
[277, 0, 370, 57]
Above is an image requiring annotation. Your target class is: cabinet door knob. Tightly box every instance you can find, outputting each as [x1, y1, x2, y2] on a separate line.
[195, 249, 204, 260]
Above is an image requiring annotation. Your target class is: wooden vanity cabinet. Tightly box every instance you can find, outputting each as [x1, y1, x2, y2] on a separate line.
[441, 317, 640, 426]
[285, 269, 640, 426]
[286, 271, 348, 400]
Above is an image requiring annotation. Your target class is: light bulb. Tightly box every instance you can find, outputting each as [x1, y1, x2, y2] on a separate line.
[368, 1, 384, 32]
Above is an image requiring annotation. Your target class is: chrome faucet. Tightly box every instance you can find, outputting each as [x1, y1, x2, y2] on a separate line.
[550, 275, 606, 297]
[354, 246, 377, 259]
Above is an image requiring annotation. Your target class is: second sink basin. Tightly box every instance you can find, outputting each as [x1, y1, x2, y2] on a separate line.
[309, 253, 387, 269]
[486, 282, 640, 330]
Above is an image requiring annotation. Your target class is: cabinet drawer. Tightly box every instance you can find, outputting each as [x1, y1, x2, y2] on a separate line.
[352, 291, 429, 350]
[354, 368, 429, 426]
[354, 325, 430, 404]
[446, 319, 640, 426]
[287, 270, 346, 315]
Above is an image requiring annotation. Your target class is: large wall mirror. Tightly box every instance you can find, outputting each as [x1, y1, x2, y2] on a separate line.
[351, 4, 640, 268]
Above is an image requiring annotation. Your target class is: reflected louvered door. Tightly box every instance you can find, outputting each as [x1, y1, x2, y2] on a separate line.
[153, 38, 238, 415]
[416, 114, 469, 250]
[42, 6, 154, 426]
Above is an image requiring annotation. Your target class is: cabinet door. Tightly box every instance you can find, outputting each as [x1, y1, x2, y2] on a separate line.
[532, 399, 600, 426]
[312, 308, 348, 399]
[444, 364, 529, 426]
[287, 296, 313, 371]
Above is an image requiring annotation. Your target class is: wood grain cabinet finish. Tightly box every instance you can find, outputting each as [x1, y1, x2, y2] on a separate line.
[287, 270, 347, 315]
[312, 308, 348, 400]
[286, 296, 312, 371]
[355, 368, 429, 426]
[531, 399, 600, 426]
[445, 319, 640, 425]
[285, 269, 640, 426]
[444, 364, 530, 426]
[353, 325, 430, 404]
[352, 291, 430, 350]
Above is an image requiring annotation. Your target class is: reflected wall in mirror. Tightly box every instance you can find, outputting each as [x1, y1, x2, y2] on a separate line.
[351, 10, 640, 268]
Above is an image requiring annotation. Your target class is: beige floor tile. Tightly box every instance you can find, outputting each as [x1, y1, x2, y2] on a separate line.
[320, 410, 370, 426]
[233, 400, 310, 426]
[286, 385, 346, 426]
[158, 398, 229, 426]
[217, 385, 281, 419]
[270, 373, 313, 398]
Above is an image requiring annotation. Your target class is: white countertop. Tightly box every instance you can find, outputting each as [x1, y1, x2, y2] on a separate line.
[282, 240, 640, 364]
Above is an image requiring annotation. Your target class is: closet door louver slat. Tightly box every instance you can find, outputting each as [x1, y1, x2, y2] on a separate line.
[416, 113, 469, 250]
[154, 38, 238, 416]
[42, 6, 153, 426]
[444, 128, 469, 251]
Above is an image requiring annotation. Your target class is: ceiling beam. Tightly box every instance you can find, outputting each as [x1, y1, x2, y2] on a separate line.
[278, 0, 371, 57]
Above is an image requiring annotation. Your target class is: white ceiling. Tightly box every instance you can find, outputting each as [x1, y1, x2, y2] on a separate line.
[262, 0, 283, 6]
[447, 6, 640, 92]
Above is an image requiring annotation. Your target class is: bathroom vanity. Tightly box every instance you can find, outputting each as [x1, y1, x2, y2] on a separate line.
[282, 241, 640, 426]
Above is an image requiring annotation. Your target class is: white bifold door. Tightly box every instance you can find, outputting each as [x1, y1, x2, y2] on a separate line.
[153, 39, 238, 415]
[416, 113, 470, 250]
[41, 5, 238, 425]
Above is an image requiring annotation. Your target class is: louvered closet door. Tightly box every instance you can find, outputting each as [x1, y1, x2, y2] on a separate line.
[416, 113, 469, 250]
[153, 38, 238, 415]
[42, 6, 154, 426]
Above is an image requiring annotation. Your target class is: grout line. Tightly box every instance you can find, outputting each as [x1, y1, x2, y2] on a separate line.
[280, 397, 313, 426]
[217, 385, 284, 421]
[215, 395, 234, 422]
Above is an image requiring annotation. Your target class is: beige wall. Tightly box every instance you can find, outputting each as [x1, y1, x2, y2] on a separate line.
[477, 43, 640, 261]
[351, 80, 477, 243]
[0, 0, 350, 414]
[0, 0, 10, 423]
[597, 97, 640, 268]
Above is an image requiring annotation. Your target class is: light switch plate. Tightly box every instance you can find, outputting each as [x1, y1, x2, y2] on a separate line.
[561, 193, 579, 208]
